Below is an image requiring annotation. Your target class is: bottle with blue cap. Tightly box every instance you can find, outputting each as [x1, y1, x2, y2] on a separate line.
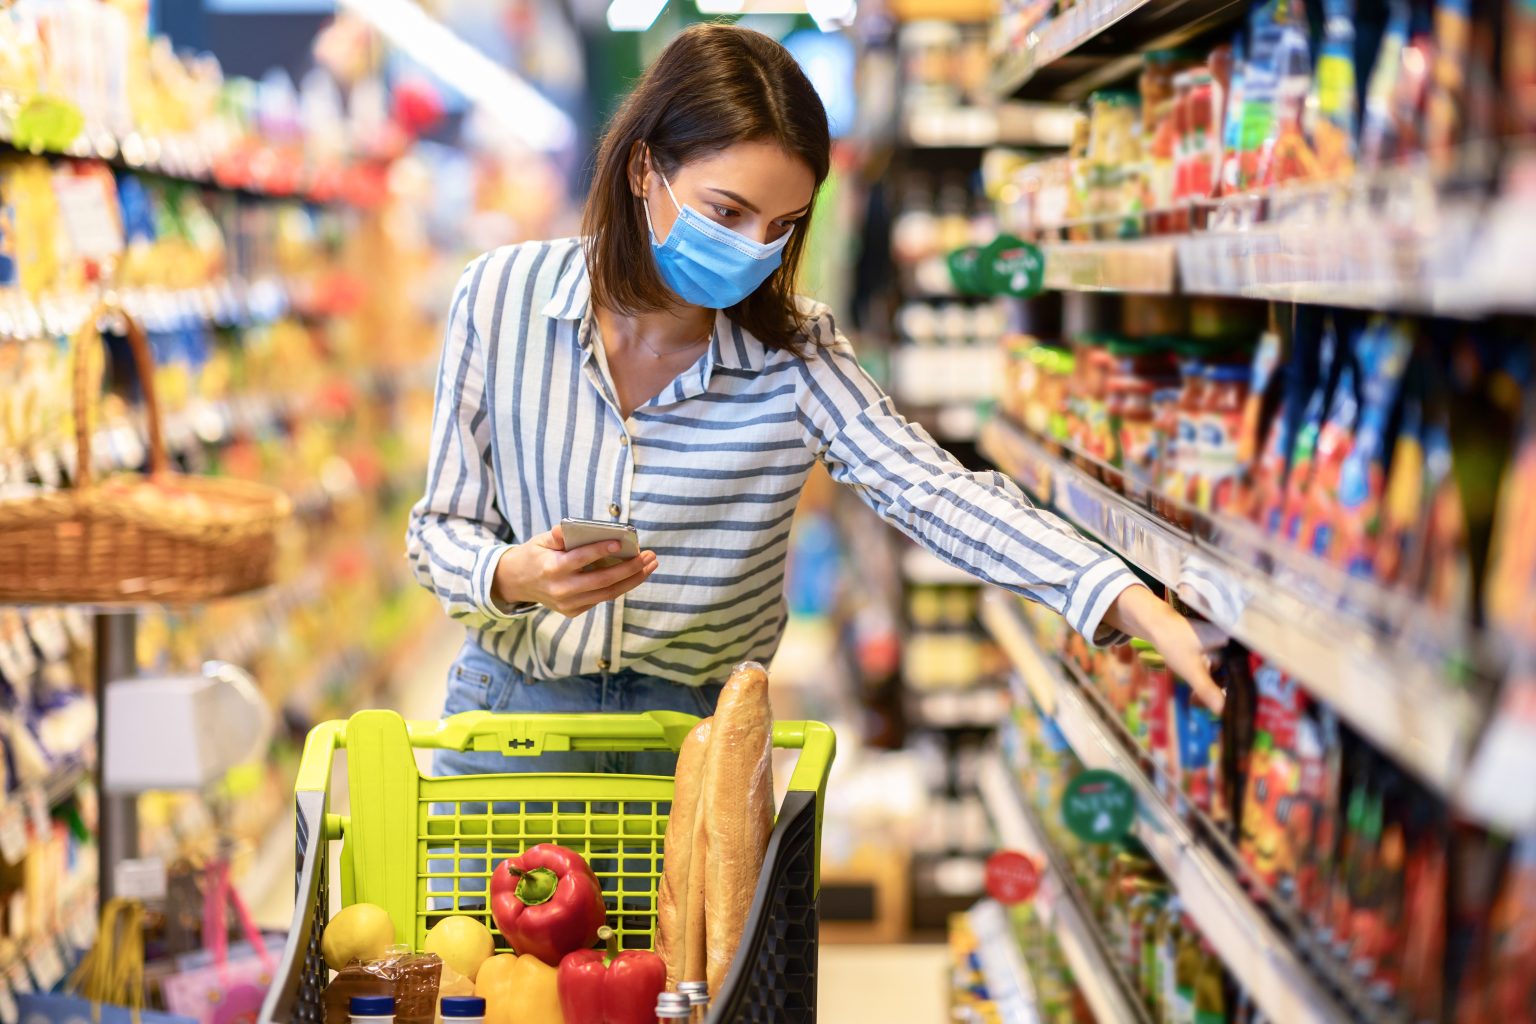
[439, 995, 486, 1024]
[349, 995, 396, 1024]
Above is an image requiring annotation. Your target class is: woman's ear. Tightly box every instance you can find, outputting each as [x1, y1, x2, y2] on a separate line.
[626, 141, 649, 198]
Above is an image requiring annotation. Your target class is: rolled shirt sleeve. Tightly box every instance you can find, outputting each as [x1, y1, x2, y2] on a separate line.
[406, 256, 538, 626]
[792, 305, 1137, 646]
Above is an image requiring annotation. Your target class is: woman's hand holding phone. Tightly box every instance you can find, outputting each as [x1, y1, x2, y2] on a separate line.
[492, 525, 658, 618]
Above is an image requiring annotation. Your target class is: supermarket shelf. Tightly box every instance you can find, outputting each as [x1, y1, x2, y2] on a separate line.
[1042, 238, 1178, 293]
[991, 0, 1247, 102]
[903, 103, 1076, 150]
[964, 899, 1041, 1024]
[977, 751, 1151, 1024]
[980, 598, 1360, 1024]
[0, 117, 382, 206]
[976, 416, 1530, 829]
[1016, 151, 1536, 314]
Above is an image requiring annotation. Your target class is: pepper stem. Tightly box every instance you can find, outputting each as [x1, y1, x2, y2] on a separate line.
[599, 926, 618, 961]
[512, 866, 560, 907]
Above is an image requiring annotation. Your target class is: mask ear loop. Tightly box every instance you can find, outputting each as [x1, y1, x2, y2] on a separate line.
[640, 145, 682, 242]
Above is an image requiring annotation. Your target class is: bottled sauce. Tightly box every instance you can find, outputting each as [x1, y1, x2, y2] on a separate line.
[1198, 364, 1251, 513]
[350, 996, 396, 1024]
[655, 992, 692, 1021]
[678, 980, 710, 1023]
[439, 997, 485, 1024]
[1171, 358, 1209, 517]
[1194, 941, 1227, 1023]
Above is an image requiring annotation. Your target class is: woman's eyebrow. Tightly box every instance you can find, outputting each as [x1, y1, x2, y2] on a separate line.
[705, 187, 812, 218]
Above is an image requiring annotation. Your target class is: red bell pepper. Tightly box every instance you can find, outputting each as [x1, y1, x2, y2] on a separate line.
[490, 844, 608, 967]
[558, 927, 668, 1024]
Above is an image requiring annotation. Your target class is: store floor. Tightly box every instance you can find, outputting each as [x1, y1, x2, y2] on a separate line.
[254, 621, 949, 1019]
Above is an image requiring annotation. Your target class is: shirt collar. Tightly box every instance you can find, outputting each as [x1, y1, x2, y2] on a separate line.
[543, 245, 765, 376]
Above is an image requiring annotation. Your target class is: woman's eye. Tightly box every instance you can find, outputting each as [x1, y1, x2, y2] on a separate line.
[710, 204, 737, 218]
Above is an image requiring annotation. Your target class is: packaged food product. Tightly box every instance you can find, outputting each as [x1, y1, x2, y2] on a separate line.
[1198, 364, 1251, 513]
[1239, 657, 1305, 895]
[1272, 321, 1341, 539]
[1219, 35, 1249, 195]
[1171, 358, 1210, 512]
[1397, 799, 1449, 1022]
[1507, 0, 1536, 135]
[1308, 0, 1358, 179]
[1360, 0, 1413, 169]
[324, 951, 444, 1024]
[1330, 320, 1414, 571]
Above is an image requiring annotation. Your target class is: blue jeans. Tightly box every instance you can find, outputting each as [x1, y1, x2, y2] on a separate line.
[427, 640, 723, 911]
[432, 639, 723, 777]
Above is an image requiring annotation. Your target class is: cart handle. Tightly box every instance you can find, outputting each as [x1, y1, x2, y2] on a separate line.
[296, 711, 835, 802]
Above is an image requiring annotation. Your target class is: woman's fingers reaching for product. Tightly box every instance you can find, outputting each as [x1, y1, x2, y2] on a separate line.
[1103, 584, 1226, 715]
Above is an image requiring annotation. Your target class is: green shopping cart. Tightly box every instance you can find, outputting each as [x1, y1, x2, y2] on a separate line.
[257, 709, 836, 1023]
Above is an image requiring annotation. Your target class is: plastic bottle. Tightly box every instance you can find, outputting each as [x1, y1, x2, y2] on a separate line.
[439, 996, 485, 1024]
[655, 992, 692, 1021]
[350, 996, 396, 1024]
[678, 980, 710, 1022]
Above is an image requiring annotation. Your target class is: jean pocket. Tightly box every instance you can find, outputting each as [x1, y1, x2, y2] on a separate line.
[444, 644, 519, 715]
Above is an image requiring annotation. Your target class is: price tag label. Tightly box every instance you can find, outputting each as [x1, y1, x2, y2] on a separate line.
[61, 609, 91, 648]
[0, 802, 27, 866]
[54, 171, 125, 262]
[27, 940, 64, 991]
[113, 857, 167, 902]
[1060, 769, 1137, 844]
[28, 448, 61, 490]
[67, 908, 95, 951]
[24, 788, 46, 839]
[22, 610, 68, 664]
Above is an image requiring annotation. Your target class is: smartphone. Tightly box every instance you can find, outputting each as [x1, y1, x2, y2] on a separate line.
[560, 517, 641, 571]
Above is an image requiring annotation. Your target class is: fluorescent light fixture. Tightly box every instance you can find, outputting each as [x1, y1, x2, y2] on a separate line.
[697, 0, 798, 11]
[806, 0, 855, 29]
[607, 0, 669, 29]
[336, 0, 576, 152]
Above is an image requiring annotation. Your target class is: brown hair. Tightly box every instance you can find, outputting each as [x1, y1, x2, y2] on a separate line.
[580, 23, 831, 352]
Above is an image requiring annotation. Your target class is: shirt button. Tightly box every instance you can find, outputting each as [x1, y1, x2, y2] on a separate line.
[597, 658, 610, 671]
[608, 502, 621, 517]
[619, 435, 630, 446]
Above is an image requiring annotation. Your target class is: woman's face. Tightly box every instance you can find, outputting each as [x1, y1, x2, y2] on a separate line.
[636, 140, 817, 248]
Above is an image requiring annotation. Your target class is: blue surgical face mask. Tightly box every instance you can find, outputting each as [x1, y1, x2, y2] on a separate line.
[644, 168, 792, 309]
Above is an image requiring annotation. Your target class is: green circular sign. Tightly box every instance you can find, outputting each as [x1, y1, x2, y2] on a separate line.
[1060, 769, 1137, 843]
[946, 246, 986, 296]
[982, 234, 1045, 298]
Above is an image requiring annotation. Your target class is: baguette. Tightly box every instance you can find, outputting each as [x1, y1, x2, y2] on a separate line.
[701, 661, 774, 995]
[656, 717, 712, 990]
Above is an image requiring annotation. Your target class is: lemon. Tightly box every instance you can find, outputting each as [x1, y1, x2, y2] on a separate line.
[320, 903, 395, 971]
[424, 916, 496, 981]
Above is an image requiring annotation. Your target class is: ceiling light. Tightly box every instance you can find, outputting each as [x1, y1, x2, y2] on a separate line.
[336, 0, 576, 152]
[607, 0, 669, 30]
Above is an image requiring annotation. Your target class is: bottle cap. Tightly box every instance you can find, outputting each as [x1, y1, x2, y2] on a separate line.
[678, 981, 709, 1005]
[655, 992, 693, 1018]
[440, 996, 487, 1018]
[350, 996, 395, 1016]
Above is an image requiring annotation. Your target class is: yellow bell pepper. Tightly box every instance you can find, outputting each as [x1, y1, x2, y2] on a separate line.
[475, 952, 564, 1024]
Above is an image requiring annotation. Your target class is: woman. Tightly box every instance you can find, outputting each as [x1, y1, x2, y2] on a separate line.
[406, 23, 1222, 779]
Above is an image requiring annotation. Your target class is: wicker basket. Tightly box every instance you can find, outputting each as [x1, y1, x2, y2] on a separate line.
[0, 304, 290, 604]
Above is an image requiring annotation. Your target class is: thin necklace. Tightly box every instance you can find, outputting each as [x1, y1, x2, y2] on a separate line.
[636, 327, 711, 360]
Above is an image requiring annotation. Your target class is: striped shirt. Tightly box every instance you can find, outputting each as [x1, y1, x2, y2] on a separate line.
[406, 237, 1137, 685]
